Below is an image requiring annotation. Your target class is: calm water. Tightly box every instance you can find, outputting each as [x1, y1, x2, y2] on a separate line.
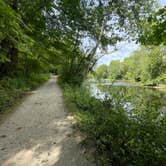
[89, 81, 166, 117]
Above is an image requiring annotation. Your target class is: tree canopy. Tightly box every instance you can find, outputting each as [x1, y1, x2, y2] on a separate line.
[139, 6, 166, 45]
[94, 46, 166, 85]
[0, 0, 158, 84]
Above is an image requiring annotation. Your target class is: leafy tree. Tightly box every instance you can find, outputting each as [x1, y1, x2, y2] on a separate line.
[146, 46, 166, 82]
[0, 0, 156, 85]
[139, 6, 166, 45]
[108, 60, 124, 80]
[95, 64, 109, 80]
[116, 46, 166, 85]
[51, 0, 155, 84]
[0, 0, 33, 75]
[123, 48, 149, 82]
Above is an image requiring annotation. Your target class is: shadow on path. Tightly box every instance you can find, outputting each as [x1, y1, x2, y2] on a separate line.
[0, 77, 95, 166]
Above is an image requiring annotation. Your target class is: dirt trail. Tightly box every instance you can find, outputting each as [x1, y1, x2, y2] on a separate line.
[0, 76, 94, 166]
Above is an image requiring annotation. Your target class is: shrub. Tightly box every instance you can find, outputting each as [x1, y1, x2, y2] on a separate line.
[63, 84, 166, 166]
[0, 73, 50, 112]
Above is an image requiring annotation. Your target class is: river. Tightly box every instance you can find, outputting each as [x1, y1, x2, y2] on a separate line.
[88, 81, 166, 118]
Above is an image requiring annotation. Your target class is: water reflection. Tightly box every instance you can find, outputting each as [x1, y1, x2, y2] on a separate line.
[88, 82, 166, 119]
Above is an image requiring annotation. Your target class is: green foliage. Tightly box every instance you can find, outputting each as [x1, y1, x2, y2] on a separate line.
[55, 41, 90, 85]
[53, 0, 155, 84]
[108, 60, 124, 80]
[124, 46, 166, 85]
[63, 84, 166, 166]
[156, 73, 166, 84]
[95, 64, 109, 80]
[0, 0, 54, 112]
[94, 46, 166, 85]
[0, 0, 157, 85]
[139, 6, 166, 45]
[0, 74, 50, 112]
[123, 47, 149, 82]
[0, 0, 53, 76]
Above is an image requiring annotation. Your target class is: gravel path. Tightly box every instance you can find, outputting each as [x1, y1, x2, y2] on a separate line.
[0, 76, 94, 166]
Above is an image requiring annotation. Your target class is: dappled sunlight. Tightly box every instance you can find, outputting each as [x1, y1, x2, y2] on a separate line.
[0, 77, 93, 165]
[0, 112, 81, 166]
[3, 144, 62, 166]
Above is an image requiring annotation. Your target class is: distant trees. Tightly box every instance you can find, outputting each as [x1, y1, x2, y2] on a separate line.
[123, 48, 149, 82]
[94, 64, 108, 80]
[94, 46, 166, 85]
[134, 5, 166, 85]
[108, 60, 124, 80]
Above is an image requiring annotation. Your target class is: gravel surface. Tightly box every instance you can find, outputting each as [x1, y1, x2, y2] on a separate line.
[0, 76, 94, 166]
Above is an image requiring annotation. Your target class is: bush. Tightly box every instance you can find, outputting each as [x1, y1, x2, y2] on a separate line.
[63, 84, 166, 166]
[144, 79, 159, 86]
[27, 73, 51, 88]
[156, 73, 166, 84]
[0, 73, 50, 112]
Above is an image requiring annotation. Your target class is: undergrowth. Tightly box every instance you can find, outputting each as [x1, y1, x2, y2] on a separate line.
[0, 73, 50, 112]
[62, 84, 166, 166]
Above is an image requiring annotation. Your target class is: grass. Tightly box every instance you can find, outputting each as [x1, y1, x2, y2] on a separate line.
[0, 73, 50, 113]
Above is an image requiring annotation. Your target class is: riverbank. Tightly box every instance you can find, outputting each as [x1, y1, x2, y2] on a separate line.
[90, 79, 166, 92]
[62, 83, 166, 166]
[119, 80, 166, 92]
